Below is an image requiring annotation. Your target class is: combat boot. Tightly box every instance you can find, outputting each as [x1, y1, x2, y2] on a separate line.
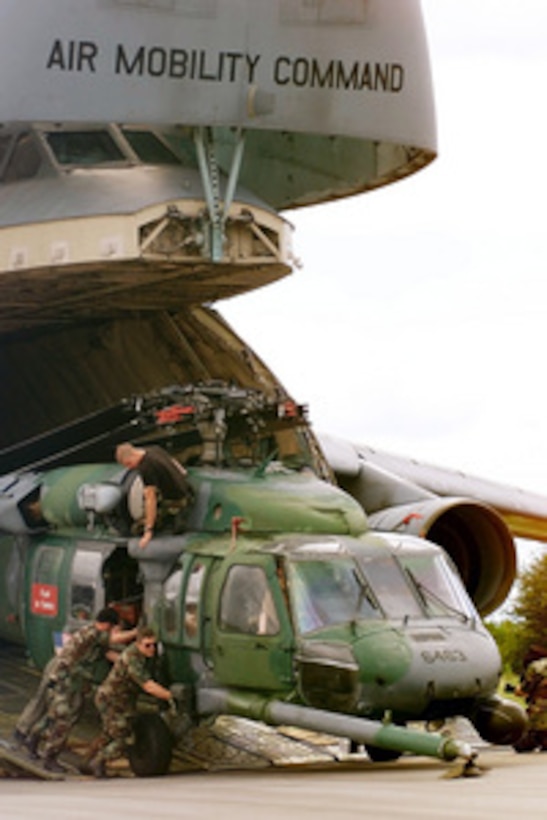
[42, 755, 66, 774]
[85, 755, 107, 778]
[11, 728, 26, 746]
[21, 733, 40, 760]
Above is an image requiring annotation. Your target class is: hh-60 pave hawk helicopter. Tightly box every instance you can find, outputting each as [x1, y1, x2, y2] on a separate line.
[0, 380, 527, 777]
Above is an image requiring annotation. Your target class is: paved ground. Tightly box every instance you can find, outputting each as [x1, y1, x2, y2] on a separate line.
[1, 748, 547, 820]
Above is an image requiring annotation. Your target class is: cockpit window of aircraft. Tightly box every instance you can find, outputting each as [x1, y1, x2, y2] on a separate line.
[288, 557, 383, 634]
[358, 554, 424, 621]
[398, 552, 477, 622]
[2, 133, 42, 182]
[121, 129, 181, 165]
[45, 130, 126, 166]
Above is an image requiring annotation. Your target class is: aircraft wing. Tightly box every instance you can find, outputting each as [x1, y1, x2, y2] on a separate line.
[319, 433, 547, 544]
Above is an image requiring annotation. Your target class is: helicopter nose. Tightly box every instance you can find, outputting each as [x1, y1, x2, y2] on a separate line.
[400, 627, 502, 714]
[352, 624, 502, 719]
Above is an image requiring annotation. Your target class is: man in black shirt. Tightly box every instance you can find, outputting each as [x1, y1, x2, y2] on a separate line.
[115, 443, 193, 548]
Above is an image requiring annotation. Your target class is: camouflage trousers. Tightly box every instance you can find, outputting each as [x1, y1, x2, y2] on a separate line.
[16, 656, 60, 738]
[93, 689, 136, 762]
[31, 674, 85, 758]
[513, 726, 547, 752]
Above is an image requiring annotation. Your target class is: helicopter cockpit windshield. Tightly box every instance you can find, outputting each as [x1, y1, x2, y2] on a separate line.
[396, 549, 478, 622]
[287, 538, 478, 635]
[288, 556, 383, 634]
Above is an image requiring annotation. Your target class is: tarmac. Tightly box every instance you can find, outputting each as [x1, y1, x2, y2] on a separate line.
[2, 747, 547, 820]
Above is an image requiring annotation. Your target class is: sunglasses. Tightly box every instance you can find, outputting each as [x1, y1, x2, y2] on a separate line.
[142, 641, 157, 649]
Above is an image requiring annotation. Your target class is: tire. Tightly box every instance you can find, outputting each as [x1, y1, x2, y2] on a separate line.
[128, 713, 173, 777]
[364, 744, 402, 763]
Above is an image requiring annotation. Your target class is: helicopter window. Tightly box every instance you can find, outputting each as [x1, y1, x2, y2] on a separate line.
[121, 129, 181, 164]
[3, 133, 42, 182]
[219, 565, 280, 636]
[34, 546, 63, 585]
[70, 549, 103, 622]
[70, 585, 96, 622]
[45, 130, 126, 165]
[399, 553, 477, 622]
[184, 562, 207, 640]
[288, 558, 382, 634]
[358, 554, 423, 621]
[163, 567, 184, 638]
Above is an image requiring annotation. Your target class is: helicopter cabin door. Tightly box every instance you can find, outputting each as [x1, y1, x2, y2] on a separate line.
[211, 555, 294, 692]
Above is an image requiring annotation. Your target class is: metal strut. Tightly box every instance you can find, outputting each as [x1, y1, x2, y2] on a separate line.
[194, 126, 246, 262]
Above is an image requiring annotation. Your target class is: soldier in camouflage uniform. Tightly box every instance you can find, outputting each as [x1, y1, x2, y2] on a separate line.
[13, 653, 61, 749]
[115, 442, 193, 550]
[86, 625, 174, 777]
[513, 645, 547, 753]
[20, 607, 135, 773]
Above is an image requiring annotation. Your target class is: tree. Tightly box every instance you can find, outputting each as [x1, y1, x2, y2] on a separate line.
[486, 619, 525, 674]
[512, 552, 547, 663]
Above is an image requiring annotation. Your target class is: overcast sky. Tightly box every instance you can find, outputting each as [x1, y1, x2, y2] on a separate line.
[222, 0, 547, 525]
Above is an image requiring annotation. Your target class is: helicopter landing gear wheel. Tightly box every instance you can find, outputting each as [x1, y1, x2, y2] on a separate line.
[364, 744, 402, 763]
[128, 713, 173, 777]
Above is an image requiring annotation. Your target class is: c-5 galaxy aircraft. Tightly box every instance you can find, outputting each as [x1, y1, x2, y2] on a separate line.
[0, 0, 544, 777]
